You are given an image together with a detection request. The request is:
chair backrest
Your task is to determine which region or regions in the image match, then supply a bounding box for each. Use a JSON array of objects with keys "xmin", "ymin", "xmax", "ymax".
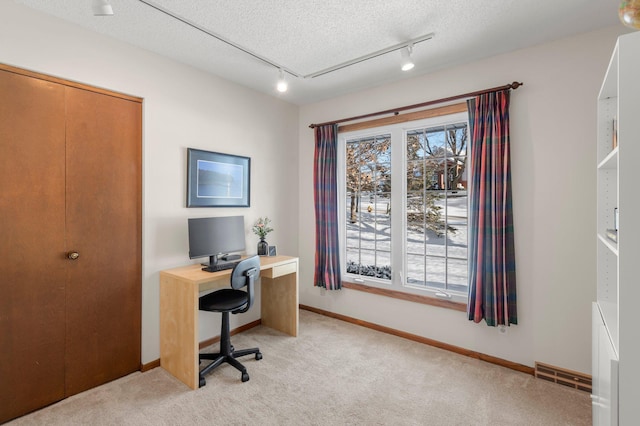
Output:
[
  {"xmin": 230, "ymin": 256, "xmax": 260, "ymax": 314},
  {"xmin": 231, "ymin": 255, "xmax": 260, "ymax": 290}
]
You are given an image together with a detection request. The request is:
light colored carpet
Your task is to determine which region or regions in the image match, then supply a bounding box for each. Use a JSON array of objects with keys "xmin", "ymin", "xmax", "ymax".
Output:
[{"xmin": 9, "ymin": 310, "xmax": 591, "ymax": 425}]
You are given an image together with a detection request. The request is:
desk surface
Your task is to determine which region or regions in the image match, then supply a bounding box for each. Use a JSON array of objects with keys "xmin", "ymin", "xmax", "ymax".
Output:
[{"xmin": 161, "ymin": 255, "xmax": 297, "ymax": 285}]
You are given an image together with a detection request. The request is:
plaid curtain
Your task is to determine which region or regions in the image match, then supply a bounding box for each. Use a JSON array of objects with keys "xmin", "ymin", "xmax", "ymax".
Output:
[
  {"xmin": 467, "ymin": 90, "xmax": 517, "ymax": 326},
  {"xmin": 313, "ymin": 124, "xmax": 342, "ymax": 290}
]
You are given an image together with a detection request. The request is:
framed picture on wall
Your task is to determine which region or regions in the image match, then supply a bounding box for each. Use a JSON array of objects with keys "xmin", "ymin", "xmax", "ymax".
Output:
[{"xmin": 187, "ymin": 148, "xmax": 250, "ymax": 207}]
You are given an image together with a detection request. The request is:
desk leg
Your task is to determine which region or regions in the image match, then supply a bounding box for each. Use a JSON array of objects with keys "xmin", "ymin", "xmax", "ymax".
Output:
[
  {"xmin": 260, "ymin": 271, "xmax": 298, "ymax": 337},
  {"xmin": 160, "ymin": 274, "xmax": 199, "ymax": 389}
]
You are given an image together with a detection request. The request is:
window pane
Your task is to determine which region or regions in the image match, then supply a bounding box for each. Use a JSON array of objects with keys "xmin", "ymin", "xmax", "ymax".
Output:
[
  {"xmin": 406, "ymin": 191, "xmax": 425, "ymax": 257},
  {"xmin": 356, "ymin": 249, "xmax": 379, "ymax": 277},
  {"xmin": 406, "ymin": 191, "xmax": 424, "ymax": 218},
  {"xmin": 444, "ymin": 123, "xmax": 468, "ymax": 157},
  {"xmin": 374, "ymin": 166, "xmax": 391, "ymax": 193},
  {"xmin": 447, "ymin": 258, "xmax": 468, "ymax": 293},
  {"xmin": 425, "ymin": 223, "xmax": 445, "ymax": 257},
  {"xmin": 424, "ymin": 127, "xmax": 446, "ymax": 159},
  {"xmin": 346, "ymin": 249, "xmax": 361, "ymax": 274},
  {"xmin": 375, "ymin": 250, "xmax": 392, "ymax": 280},
  {"xmin": 425, "ymin": 256, "xmax": 446, "ymax": 290},
  {"xmin": 345, "ymin": 134, "xmax": 391, "ymax": 281},
  {"xmin": 406, "ymin": 133, "xmax": 425, "ymax": 159},
  {"xmin": 425, "ymin": 191, "xmax": 447, "ymax": 240},
  {"xmin": 345, "ymin": 192, "xmax": 359, "ymax": 221},
  {"xmin": 406, "ymin": 254, "xmax": 425, "ymax": 285},
  {"xmin": 374, "ymin": 136, "xmax": 391, "ymax": 162},
  {"xmin": 449, "ymin": 156, "xmax": 468, "ymax": 192},
  {"xmin": 447, "ymin": 221, "xmax": 467, "ymax": 260},
  {"xmin": 407, "ymin": 161, "xmax": 425, "ymax": 191},
  {"xmin": 346, "ymin": 231, "xmax": 360, "ymax": 249},
  {"xmin": 425, "ymin": 159, "xmax": 444, "ymax": 190},
  {"xmin": 447, "ymin": 197, "xmax": 468, "ymax": 261},
  {"xmin": 374, "ymin": 193, "xmax": 391, "ymax": 252}
]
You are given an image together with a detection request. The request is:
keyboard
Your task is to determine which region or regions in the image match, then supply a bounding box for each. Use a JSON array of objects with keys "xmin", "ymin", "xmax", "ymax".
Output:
[{"xmin": 202, "ymin": 261, "xmax": 240, "ymax": 273}]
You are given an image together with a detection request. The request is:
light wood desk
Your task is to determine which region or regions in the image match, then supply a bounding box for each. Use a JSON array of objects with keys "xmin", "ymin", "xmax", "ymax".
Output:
[{"xmin": 159, "ymin": 255, "xmax": 299, "ymax": 389}]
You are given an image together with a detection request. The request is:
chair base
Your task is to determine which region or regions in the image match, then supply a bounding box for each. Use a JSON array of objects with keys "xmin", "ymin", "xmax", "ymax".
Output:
[
  {"xmin": 199, "ymin": 348, "xmax": 262, "ymax": 386},
  {"xmin": 198, "ymin": 311, "xmax": 262, "ymax": 386}
]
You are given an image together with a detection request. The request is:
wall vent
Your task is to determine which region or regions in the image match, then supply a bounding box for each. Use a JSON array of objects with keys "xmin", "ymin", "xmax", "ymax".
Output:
[{"xmin": 534, "ymin": 362, "xmax": 592, "ymax": 393}]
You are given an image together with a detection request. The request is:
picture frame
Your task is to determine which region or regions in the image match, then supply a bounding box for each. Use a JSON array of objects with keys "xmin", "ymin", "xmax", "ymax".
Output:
[
  {"xmin": 187, "ymin": 148, "xmax": 250, "ymax": 207},
  {"xmin": 268, "ymin": 245, "xmax": 277, "ymax": 256}
]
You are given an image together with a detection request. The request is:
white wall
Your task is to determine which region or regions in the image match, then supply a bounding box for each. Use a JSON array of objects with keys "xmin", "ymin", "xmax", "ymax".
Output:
[
  {"xmin": 298, "ymin": 25, "xmax": 628, "ymax": 374},
  {"xmin": 0, "ymin": 2, "xmax": 299, "ymax": 364}
]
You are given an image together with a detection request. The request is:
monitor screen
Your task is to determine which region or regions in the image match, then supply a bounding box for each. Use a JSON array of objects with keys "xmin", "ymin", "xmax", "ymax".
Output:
[{"xmin": 188, "ymin": 215, "xmax": 245, "ymax": 266}]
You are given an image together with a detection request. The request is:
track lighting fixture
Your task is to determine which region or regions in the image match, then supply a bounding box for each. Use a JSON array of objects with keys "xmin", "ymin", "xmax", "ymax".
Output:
[
  {"xmin": 93, "ymin": 0, "xmax": 114, "ymax": 16},
  {"xmin": 401, "ymin": 45, "xmax": 414, "ymax": 71},
  {"xmin": 133, "ymin": 3, "xmax": 435, "ymax": 92},
  {"xmin": 276, "ymin": 69, "xmax": 288, "ymax": 93}
]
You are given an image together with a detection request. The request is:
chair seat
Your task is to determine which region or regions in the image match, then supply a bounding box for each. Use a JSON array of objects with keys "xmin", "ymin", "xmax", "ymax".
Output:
[{"xmin": 199, "ymin": 288, "xmax": 248, "ymax": 312}]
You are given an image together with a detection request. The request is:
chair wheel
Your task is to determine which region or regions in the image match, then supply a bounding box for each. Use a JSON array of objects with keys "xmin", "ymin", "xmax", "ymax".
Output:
[
  {"xmin": 241, "ymin": 372, "xmax": 250, "ymax": 382},
  {"xmin": 255, "ymin": 352, "xmax": 263, "ymax": 361},
  {"xmin": 199, "ymin": 376, "xmax": 206, "ymax": 388}
]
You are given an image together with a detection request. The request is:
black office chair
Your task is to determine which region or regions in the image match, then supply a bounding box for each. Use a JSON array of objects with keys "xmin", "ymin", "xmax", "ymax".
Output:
[{"xmin": 198, "ymin": 255, "xmax": 262, "ymax": 386}]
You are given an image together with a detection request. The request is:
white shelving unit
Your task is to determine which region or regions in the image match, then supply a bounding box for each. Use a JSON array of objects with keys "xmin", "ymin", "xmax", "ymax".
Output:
[{"xmin": 593, "ymin": 31, "xmax": 640, "ymax": 426}]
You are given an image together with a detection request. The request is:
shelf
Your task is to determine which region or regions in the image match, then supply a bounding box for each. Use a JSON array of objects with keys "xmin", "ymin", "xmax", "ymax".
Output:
[
  {"xmin": 598, "ymin": 146, "xmax": 618, "ymax": 170},
  {"xmin": 598, "ymin": 233, "xmax": 619, "ymax": 256}
]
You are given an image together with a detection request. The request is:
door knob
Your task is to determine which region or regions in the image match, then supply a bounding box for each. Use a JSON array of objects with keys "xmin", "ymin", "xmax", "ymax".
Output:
[{"xmin": 67, "ymin": 251, "xmax": 80, "ymax": 260}]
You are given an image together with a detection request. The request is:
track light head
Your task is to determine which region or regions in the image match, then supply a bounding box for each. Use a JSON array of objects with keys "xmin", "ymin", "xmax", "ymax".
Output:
[
  {"xmin": 401, "ymin": 45, "xmax": 415, "ymax": 71},
  {"xmin": 276, "ymin": 69, "xmax": 288, "ymax": 93},
  {"xmin": 93, "ymin": 0, "xmax": 114, "ymax": 16}
]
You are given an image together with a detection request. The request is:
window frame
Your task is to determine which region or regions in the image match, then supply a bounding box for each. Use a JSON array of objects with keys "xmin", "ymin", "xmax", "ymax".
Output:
[{"xmin": 338, "ymin": 111, "xmax": 470, "ymax": 305}]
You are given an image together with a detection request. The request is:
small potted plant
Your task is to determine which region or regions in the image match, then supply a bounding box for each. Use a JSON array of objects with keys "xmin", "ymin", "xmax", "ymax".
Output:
[{"xmin": 252, "ymin": 217, "xmax": 273, "ymax": 256}]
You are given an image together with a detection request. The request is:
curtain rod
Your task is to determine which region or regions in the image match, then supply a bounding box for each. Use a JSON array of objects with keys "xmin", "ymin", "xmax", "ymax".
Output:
[{"xmin": 308, "ymin": 81, "xmax": 523, "ymax": 129}]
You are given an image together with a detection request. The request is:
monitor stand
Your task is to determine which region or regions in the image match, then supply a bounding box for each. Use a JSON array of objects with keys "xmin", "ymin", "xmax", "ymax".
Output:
[{"xmin": 200, "ymin": 254, "xmax": 219, "ymax": 268}]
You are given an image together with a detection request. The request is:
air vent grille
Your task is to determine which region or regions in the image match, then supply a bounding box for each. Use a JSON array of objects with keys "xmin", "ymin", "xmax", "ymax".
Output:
[{"xmin": 534, "ymin": 362, "xmax": 592, "ymax": 393}]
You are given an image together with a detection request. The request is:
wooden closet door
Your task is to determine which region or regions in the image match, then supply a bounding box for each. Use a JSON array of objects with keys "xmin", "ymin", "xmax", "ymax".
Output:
[
  {"xmin": 0, "ymin": 70, "xmax": 67, "ymax": 422},
  {"xmin": 64, "ymin": 87, "xmax": 142, "ymax": 396}
]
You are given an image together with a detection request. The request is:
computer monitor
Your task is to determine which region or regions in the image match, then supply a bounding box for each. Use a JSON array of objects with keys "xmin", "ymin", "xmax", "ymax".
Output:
[{"xmin": 188, "ymin": 215, "xmax": 245, "ymax": 266}]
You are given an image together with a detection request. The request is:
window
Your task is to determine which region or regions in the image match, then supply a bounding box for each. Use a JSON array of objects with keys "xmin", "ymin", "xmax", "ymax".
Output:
[
  {"xmin": 344, "ymin": 134, "xmax": 391, "ymax": 279},
  {"xmin": 340, "ymin": 112, "xmax": 469, "ymax": 303}
]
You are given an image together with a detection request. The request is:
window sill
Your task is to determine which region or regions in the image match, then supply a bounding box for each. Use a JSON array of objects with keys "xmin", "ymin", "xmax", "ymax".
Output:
[{"xmin": 342, "ymin": 281, "xmax": 467, "ymax": 312}]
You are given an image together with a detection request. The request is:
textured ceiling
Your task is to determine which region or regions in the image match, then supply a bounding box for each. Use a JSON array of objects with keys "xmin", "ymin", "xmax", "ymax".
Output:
[{"xmin": 14, "ymin": 0, "xmax": 620, "ymax": 104}]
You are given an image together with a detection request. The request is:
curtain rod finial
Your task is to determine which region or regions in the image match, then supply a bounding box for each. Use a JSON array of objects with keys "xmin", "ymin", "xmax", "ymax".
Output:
[{"xmin": 511, "ymin": 81, "xmax": 523, "ymax": 90}]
